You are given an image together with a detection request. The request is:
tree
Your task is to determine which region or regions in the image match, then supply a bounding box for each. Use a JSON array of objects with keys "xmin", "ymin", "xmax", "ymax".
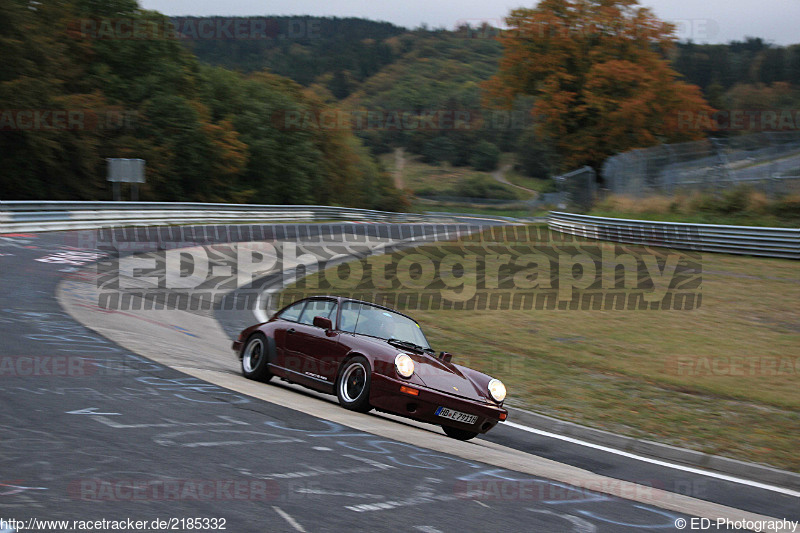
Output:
[
  {"xmin": 516, "ymin": 127, "xmax": 554, "ymax": 179},
  {"xmin": 722, "ymin": 82, "xmax": 800, "ymax": 112},
  {"xmin": 0, "ymin": 0, "xmax": 108, "ymax": 199},
  {"xmin": 484, "ymin": 0, "xmax": 714, "ymax": 172},
  {"xmin": 0, "ymin": 1, "xmax": 406, "ymax": 210}
]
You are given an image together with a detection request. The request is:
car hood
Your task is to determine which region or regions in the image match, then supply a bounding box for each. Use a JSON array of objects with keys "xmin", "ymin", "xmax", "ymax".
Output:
[
  {"xmin": 351, "ymin": 335, "xmax": 487, "ymax": 402},
  {"xmin": 412, "ymin": 355, "xmax": 485, "ymax": 401}
]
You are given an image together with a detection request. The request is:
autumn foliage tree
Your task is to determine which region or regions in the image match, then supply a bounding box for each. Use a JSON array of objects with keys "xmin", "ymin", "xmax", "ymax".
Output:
[
  {"xmin": 484, "ymin": 0, "xmax": 715, "ymax": 172},
  {"xmin": 0, "ymin": 0, "xmax": 406, "ymax": 210}
]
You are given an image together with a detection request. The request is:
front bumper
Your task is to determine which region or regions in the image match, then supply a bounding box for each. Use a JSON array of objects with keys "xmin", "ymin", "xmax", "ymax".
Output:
[{"xmin": 370, "ymin": 374, "xmax": 507, "ymax": 434}]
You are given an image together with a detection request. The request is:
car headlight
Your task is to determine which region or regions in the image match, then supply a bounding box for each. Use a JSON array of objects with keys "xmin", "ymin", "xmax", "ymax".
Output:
[
  {"xmin": 488, "ymin": 378, "xmax": 506, "ymax": 403},
  {"xmin": 395, "ymin": 353, "xmax": 415, "ymax": 378}
]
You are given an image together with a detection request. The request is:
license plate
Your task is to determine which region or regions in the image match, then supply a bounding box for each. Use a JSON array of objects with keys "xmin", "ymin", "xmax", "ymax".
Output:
[{"xmin": 435, "ymin": 406, "xmax": 478, "ymax": 425}]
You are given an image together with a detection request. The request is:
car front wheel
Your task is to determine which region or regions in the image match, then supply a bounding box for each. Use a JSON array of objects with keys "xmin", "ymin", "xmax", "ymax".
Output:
[
  {"xmin": 241, "ymin": 333, "xmax": 273, "ymax": 382},
  {"xmin": 336, "ymin": 356, "xmax": 372, "ymax": 413}
]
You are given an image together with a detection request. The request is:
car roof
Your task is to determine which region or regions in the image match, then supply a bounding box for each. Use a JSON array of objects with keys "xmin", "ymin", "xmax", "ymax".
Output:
[{"xmin": 298, "ymin": 295, "xmax": 419, "ymax": 324}]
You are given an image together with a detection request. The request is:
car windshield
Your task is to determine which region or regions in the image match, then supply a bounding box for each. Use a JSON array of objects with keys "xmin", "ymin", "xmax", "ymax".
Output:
[{"xmin": 340, "ymin": 301, "xmax": 431, "ymax": 350}]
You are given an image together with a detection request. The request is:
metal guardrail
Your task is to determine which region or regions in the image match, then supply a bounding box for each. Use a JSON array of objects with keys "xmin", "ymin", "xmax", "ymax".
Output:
[
  {"xmin": 4, "ymin": 202, "xmax": 796, "ymax": 259},
  {"xmin": 548, "ymin": 212, "xmax": 799, "ymax": 259},
  {"xmin": 0, "ymin": 201, "xmax": 467, "ymax": 233}
]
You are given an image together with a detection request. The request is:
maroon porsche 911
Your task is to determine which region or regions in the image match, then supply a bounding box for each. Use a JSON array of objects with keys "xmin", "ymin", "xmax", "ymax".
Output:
[{"xmin": 233, "ymin": 296, "xmax": 508, "ymax": 440}]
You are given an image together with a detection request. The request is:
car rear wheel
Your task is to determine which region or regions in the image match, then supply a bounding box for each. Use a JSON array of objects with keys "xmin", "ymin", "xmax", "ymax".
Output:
[
  {"xmin": 241, "ymin": 333, "xmax": 273, "ymax": 382},
  {"xmin": 442, "ymin": 425, "xmax": 479, "ymax": 441},
  {"xmin": 336, "ymin": 356, "xmax": 372, "ymax": 413}
]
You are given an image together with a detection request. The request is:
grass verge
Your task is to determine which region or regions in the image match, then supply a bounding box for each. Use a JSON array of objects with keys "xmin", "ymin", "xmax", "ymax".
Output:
[
  {"xmin": 283, "ymin": 225, "xmax": 800, "ymax": 472},
  {"xmin": 379, "ymin": 152, "xmax": 532, "ymax": 200},
  {"xmin": 591, "ymin": 189, "xmax": 800, "ymax": 228},
  {"xmin": 409, "ymin": 201, "xmax": 546, "ymax": 218}
]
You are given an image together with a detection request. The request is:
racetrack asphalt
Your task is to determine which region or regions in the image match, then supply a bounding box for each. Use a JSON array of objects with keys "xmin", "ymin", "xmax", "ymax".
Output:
[{"xmin": 1, "ymin": 226, "xmax": 797, "ymax": 532}]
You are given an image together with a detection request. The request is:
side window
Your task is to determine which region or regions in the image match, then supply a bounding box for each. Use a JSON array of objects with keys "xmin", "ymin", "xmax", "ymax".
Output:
[
  {"xmin": 298, "ymin": 299, "xmax": 336, "ymax": 326},
  {"xmin": 339, "ymin": 301, "xmax": 363, "ymax": 333},
  {"xmin": 320, "ymin": 302, "xmax": 338, "ymax": 325},
  {"xmin": 277, "ymin": 301, "xmax": 305, "ymax": 322}
]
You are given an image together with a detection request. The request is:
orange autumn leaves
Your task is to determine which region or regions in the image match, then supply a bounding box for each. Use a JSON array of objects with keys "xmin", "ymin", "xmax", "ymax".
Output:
[{"xmin": 484, "ymin": 0, "xmax": 714, "ymax": 171}]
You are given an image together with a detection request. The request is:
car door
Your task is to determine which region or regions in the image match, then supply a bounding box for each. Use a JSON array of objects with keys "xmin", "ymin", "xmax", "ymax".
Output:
[
  {"xmin": 318, "ymin": 300, "xmax": 364, "ymax": 383},
  {"xmin": 270, "ymin": 300, "xmax": 307, "ymax": 369},
  {"xmin": 284, "ymin": 298, "xmax": 344, "ymax": 387}
]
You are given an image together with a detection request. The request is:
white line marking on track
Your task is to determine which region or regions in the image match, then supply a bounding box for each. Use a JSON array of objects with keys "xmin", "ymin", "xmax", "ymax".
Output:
[
  {"xmin": 504, "ymin": 421, "xmax": 800, "ymax": 498},
  {"xmin": 272, "ymin": 506, "xmax": 307, "ymax": 532},
  {"xmin": 66, "ymin": 407, "xmax": 121, "ymax": 416}
]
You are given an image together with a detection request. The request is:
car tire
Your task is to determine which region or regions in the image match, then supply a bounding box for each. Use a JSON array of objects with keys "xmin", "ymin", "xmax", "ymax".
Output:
[
  {"xmin": 241, "ymin": 333, "xmax": 273, "ymax": 382},
  {"xmin": 336, "ymin": 356, "xmax": 372, "ymax": 413},
  {"xmin": 442, "ymin": 425, "xmax": 479, "ymax": 441}
]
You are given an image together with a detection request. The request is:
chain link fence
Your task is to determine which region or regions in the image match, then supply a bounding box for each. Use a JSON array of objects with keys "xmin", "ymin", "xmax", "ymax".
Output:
[
  {"xmin": 602, "ymin": 132, "xmax": 800, "ymax": 197},
  {"xmin": 555, "ymin": 166, "xmax": 596, "ymax": 210}
]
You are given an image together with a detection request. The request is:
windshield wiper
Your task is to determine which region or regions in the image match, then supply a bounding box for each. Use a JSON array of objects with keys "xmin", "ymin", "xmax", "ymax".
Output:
[{"xmin": 387, "ymin": 338, "xmax": 433, "ymax": 354}]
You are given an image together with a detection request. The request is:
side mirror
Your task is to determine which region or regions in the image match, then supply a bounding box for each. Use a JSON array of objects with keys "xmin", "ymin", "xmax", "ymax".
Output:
[
  {"xmin": 439, "ymin": 351, "xmax": 453, "ymax": 363},
  {"xmin": 313, "ymin": 316, "xmax": 333, "ymax": 330}
]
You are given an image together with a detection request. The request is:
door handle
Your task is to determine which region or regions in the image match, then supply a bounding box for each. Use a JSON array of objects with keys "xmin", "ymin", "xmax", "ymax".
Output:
[{"xmin": 287, "ymin": 328, "xmax": 296, "ymax": 334}]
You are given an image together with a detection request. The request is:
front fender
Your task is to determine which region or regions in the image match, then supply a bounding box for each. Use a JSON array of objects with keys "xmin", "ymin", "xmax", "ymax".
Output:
[
  {"xmin": 453, "ymin": 364, "xmax": 501, "ymax": 404},
  {"xmin": 343, "ymin": 350, "xmax": 427, "ymax": 388}
]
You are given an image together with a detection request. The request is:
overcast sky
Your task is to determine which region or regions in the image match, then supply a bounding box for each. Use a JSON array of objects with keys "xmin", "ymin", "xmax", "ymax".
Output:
[{"xmin": 138, "ymin": 0, "xmax": 800, "ymax": 45}]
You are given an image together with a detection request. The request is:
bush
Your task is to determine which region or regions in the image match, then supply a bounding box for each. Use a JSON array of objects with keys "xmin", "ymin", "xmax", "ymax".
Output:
[
  {"xmin": 454, "ymin": 176, "xmax": 517, "ymax": 200},
  {"xmin": 770, "ymin": 194, "xmax": 800, "ymax": 219},
  {"xmin": 718, "ymin": 185, "xmax": 752, "ymax": 214},
  {"xmin": 687, "ymin": 192, "xmax": 721, "ymax": 213},
  {"xmin": 420, "ymin": 137, "xmax": 457, "ymax": 165},
  {"xmin": 469, "ymin": 140, "xmax": 500, "ymax": 171},
  {"xmin": 414, "ymin": 186, "xmax": 439, "ymax": 197}
]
